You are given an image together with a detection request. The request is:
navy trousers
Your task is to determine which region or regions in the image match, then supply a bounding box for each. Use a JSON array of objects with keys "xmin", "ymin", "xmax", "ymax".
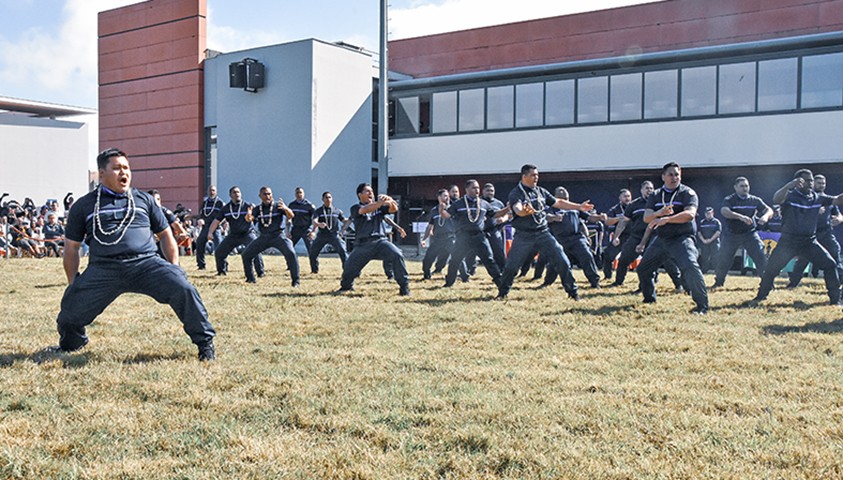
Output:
[
  {"xmin": 789, "ymin": 230, "xmax": 843, "ymax": 287},
  {"xmin": 637, "ymin": 235, "xmax": 708, "ymax": 309},
  {"xmin": 195, "ymin": 221, "xmax": 222, "ymax": 269},
  {"xmin": 499, "ymin": 229, "xmax": 577, "ymax": 297},
  {"xmin": 698, "ymin": 240, "xmax": 720, "ymax": 273},
  {"xmin": 340, "ymin": 238, "xmax": 409, "ymax": 291},
  {"xmin": 422, "ymin": 234, "xmax": 456, "ymax": 276},
  {"xmin": 309, "ymin": 233, "xmax": 348, "ymax": 273},
  {"xmin": 290, "ymin": 225, "xmax": 313, "ymax": 262},
  {"xmin": 445, "ymin": 231, "xmax": 502, "ymax": 286},
  {"xmin": 714, "ymin": 231, "xmax": 767, "ymax": 285},
  {"xmin": 602, "ymin": 239, "xmax": 624, "ymax": 279},
  {"xmin": 215, "ymin": 231, "xmax": 263, "ymax": 276},
  {"xmin": 614, "ymin": 234, "xmax": 683, "ymax": 289},
  {"xmin": 241, "ymin": 233, "xmax": 299, "ymax": 282},
  {"xmin": 543, "ymin": 234, "xmax": 600, "ymax": 287},
  {"xmin": 56, "ymin": 254, "xmax": 215, "ymax": 351},
  {"xmin": 758, "ymin": 235, "xmax": 840, "ymax": 303},
  {"xmin": 485, "ymin": 229, "xmax": 507, "ymax": 270}
]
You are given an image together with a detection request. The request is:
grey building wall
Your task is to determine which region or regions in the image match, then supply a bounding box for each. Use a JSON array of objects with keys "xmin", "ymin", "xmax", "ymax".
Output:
[
  {"xmin": 205, "ymin": 39, "xmax": 373, "ymax": 216},
  {"xmin": 0, "ymin": 115, "xmax": 89, "ymax": 210}
]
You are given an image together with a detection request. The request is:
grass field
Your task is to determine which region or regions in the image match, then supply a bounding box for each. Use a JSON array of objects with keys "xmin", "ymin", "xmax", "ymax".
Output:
[{"xmin": 1, "ymin": 253, "xmax": 843, "ymax": 479}]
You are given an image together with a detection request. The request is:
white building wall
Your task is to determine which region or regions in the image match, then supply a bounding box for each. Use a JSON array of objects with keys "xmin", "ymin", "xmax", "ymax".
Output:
[
  {"xmin": 205, "ymin": 39, "xmax": 372, "ymax": 213},
  {"xmin": 0, "ymin": 116, "xmax": 89, "ymax": 209},
  {"xmin": 388, "ymin": 110, "xmax": 843, "ymax": 176}
]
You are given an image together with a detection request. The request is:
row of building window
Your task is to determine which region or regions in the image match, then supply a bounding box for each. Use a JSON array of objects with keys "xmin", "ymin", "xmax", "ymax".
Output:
[{"xmin": 392, "ymin": 51, "xmax": 843, "ymax": 136}]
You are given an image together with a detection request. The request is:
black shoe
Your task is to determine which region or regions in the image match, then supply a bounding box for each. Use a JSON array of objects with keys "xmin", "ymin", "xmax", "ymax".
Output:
[
  {"xmin": 198, "ymin": 340, "xmax": 216, "ymax": 362},
  {"xmin": 494, "ymin": 293, "xmax": 507, "ymax": 301},
  {"xmin": 335, "ymin": 287, "xmax": 354, "ymax": 294},
  {"xmin": 443, "ymin": 282, "xmax": 454, "ymax": 288},
  {"xmin": 691, "ymin": 306, "xmax": 709, "ymax": 315},
  {"xmin": 590, "ymin": 283, "xmax": 601, "ymax": 289},
  {"xmin": 47, "ymin": 337, "xmax": 89, "ymax": 355},
  {"xmin": 568, "ymin": 292, "xmax": 580, "ymax": 301},
  {"xmin": 710, "ymin": 282, "xmax": 724, "ymax": 291},
  {"xmin": 399, "ymin": 286, "xmax": 411, "ymax": 296},
  {"xmin": 292, "ymin": 279, "xmax": 300, "ymax": 288},
  {"xmin": 536, "ymin": 283, "xmax": 550, "ymax": 290},
  {"xmin": 643, "ymin": 297, "xmax": 656, "ymax": 304},
  {"xmin": 746, "ymin": 296, "xmax": 764, "ymax": 307},
  {"xmin": 197, "ymin": 265, "xmax": 206, "ymax": 270},
  {"xmin": 257, "ymin": 272, "xmax": 265, "ymax": 278},
  {"xmin": 785, "ymin": 283, "xmax": 798, "ymax": 290},
  {"xmin": 431, "ymin": 269, "xmax": 443, "ymax": 275},
  {"xmin": 422, "ymin": 273, "xmax": 431, "ymax": 280},
  {"xmin": 246, "ymin": 278, "xmax": 256, "ymax": 284},
  {"xmin": 311, "ymin": 270, "xmax": 318, "ymax": 274},
  {"xmin": 216, "ymin": 271, "xmax": 226, "ymax": 276}
]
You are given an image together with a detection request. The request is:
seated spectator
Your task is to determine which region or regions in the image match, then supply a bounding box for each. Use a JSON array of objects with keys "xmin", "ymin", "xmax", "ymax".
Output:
[
  {"xmin": 43, "ymin": 212, "xmax": 65, "ymax": 257},
  {"xmin": 11, "ymin": 215, "xmax": 44, "ymax": 257}
]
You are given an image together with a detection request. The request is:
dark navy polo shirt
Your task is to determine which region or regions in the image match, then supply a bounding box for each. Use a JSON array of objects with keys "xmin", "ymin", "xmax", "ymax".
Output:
[
  {"xmin": 546, "ymin": 206, "xmax": 588, "ymax": 237},
  {"xmin": 816, "ymin": 194, "xmax": 839, "ymax": 233},
  {"xmin": 428, "ymin": 209, "xmax": 456, "ymax": 237},
  {"xmin": 314, "ymin": 205, "xmax": 345, "ymax": 236},
  {"xmin": 781, "ymin": 189, "xmax": 835, "ymax": 238},
  {"xmin": 507, "ymin": 183, "xmax": 557, "ymax": 232},
  {"xmin": 252, "ymin": 202, "xmax": 287, "ymax": 235},
  {"xmin": 289, "ymin": 199, "xmax": 315, "ymax": 229},
  {"xmin": 698, "ymin": 217, "xmax": 722, "ymax": 240},
  {"xmin": 214, "ymin": 201, "xmax": 256, "ymax": 235},
  {"xmin": 721, "ymin": 193, "xmax": 769, "ymax": 234},
  {"xmin": 765, "ymin": 215, "xmax": 783, "ymax": 233},
  {"xmin": 446, "ymin": 196, "xmax": 496, "ymax": 235},
  {"xmin": 607, "ymin": 202, "xmax": 628, "ymax": 235},
  {"xmin": 350, "ymin": 203, "xmax": 390, "ymax": 240},
  {"xmin": 645, "ymin": 184, "xmax": 699, "ymax": 239},
  {"xmin": 65, "ymin": 187, "xmax": 167, "ymax": 259},
  {"xmin": 623, "ymin": 197, "xmax": 649, "ymax": 238},
  {"xmin": 482, "ymin": 196, "xmax": 505, "ymax": 231},
  {"xmin": 200, "ymin": 196, "xmax": 223, "ymax": 221}
]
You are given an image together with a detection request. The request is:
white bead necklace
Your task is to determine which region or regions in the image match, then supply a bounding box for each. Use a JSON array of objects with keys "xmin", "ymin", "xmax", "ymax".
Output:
[
  {"xmin": 323, "ymin": 206, "xmax": 334, "ymax": 231},
  {"xmin": 202, "ymin": 197, "xmax": 217, "ymax": 217},
  {"xmin": 93, "ymin": 185, "xmax": 136, "ymax": 246},
  {"xmin": 229, "ymin": 202, "xmax": 243, "ymax": 220},
  {"xmin": 661, "ymin": 187, "xmax": 679, "ymax": 212},
  {"xmin": 465, "ymin": 196, "xmax": 481, "ymax": 223},
  {"xmin": 518, "ymin": 183, "xmax": 545, "ymax": 224},
  {"xmin": 259, "ymin": 203, "xmax": 273, "ymax": 228}
]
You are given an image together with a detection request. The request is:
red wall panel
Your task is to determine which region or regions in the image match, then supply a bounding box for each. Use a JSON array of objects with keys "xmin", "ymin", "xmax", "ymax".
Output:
[
  {"xmin": 98, "ymin": 0, "xmax": 206, "ymax": 212},
  {"xmin": 389, "ymin": 0, "xmax": 843, "ymax": 78}
]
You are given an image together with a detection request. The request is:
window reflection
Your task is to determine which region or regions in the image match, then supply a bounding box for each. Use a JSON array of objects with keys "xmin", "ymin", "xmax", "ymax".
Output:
[
  {"xmin": 719, "ymin": 62, "xmax": 756, "ymax": 114},
  {"xmin": 681, "ymin": 66, "xmax": 717, "ymax": 117},
  {"xmin": 459, "ymin": 88, "xmax": 485, "ymax": 132},
  {"xmin": 432, "ymin": 91, "xmax": 457, "ymax": 134},
  {"xmin": 802, "ymin": 52, "xmax": 843, "ymax": 108},
  {"xmin": 610, "ymin": 73, "xmax": 642, "ymax": 121},
  {"xmin": 546, "ymin": 79, "xmax": 575, "ymax": 126},
  {"xmin": 577, "ymin": 76, "xmax": 609, "ymax": 124},
  {"xmin": 516, "ymin": 83, "xmax": 544, "ymax": 128},
  {"xmin": 644, "ymin": 70, "xmax": 678, "ymax": 119},
  {"xmin": 487, "ymin": 86, "xmax": 514, "ymax": 129}
]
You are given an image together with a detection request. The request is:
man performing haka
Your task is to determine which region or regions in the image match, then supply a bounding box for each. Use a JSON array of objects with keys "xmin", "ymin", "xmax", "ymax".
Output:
[
  {"xmin": 195, "ymin": 185, "xmax": 224, "ymax": 270},
  {"xmin": 241, "ymin": 186, "xmax": 300, "ymax": 286},
  {"xmin": 207, "ymin": 186, "xmax": 264, "ymax": 278},
  {"xmin": 540, "ymin": 186, "xmax": 606, "ymax": 289},
  {"xmin": 421, "ymin": 189, "xmax": 457, "ymax": 280},
  {"xmin": 288, "ymin": 187, "xmax": 315, "ymax": 269},
  {"xmin": 338, "ymin": 183, "xmax": 410, "ymax": 296},
  {"xmin": 750, "ymin": 169, "xmax": 843, "ymax": 307},
  {"xmin": 602, "ymin": 189, "xmax": 632, "ymax": 280},
  {"xmin": 787, "ymin": 174, "xmax": 843, "ymax": 289},
  {"xmin": 51, "ymin": 148, "xmax": 216, "ymax": 361},
  {"xmin": 637, "ymin": 162, "xmax": 709, "ymax": 314},
  {"xmin": 496, "ymin": 164, "xmax": 593, "ymax": 301},
  {"xmin": 439, "ymin": 179, "xmax": 508, "ymax": 288},
  {"xmin": 711, "ymin": 176, "xmax": 772, "ymax": 289},
  {"xmin": 308, "ymin": 191, "xmax": 348, "ymax": 274}
]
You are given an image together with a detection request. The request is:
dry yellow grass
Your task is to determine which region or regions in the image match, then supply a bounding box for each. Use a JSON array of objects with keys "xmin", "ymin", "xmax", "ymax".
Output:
[{"xmin": 1, "ymin": 253, "xmax": 843, "ymax": 479}]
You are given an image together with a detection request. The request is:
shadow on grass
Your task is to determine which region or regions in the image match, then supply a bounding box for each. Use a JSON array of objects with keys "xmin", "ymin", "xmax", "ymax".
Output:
[
  {"xmin": 763, "ymin": 318, "xmax": 843, "ymax": 335},
  {"xmin": 0, "ymin": 349, "xmax": 89, "ymax": 369},
  {"xmin": 33, "ymin": 283, "xmax": 66, "ymax": 289},
  {"xmin": 263, "ymin": 291, "xmax": 318, "ymax": 299},
  {"xmin": 554, "ymin": 303, "xmax": 638, "ymax": 316},
  {"xmin": 409, "ymin": 295, "xmax": 495, "ymax": 307}
]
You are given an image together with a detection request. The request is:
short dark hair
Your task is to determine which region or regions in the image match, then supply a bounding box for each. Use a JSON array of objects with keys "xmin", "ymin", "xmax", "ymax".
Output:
[
  {"xmin": 619, "ymin": 188, "xmax": 630, "ymax": 196},
  {"xmin": 662, "ymin": 162, "xmax": 680, "ymax": 173},
  {"xmin": 641, "ymin": 180, "xmax": 653, "ymax": 189},
  {"xmin": 555, "ymin": 186, "xmax": 568, "ymax": 198},
  {"xmin": 96, "ymin": 147, "xmax": 126, "ymax": 170},
  {"xmin": 483, "ymin": 183, "xmax": 495, "ymax": 190},
  {"xmin": 734, "ymin": 176, "xmax": 748, "ymax": 185},
  {"xmin": 794, "ymin": 168, "xmax": 813, "ymax": 179},
  {"xmin": 437, "ymin": 189, "xmax": 448, "ymax": 196},
  {"xmin": 295, "ymin": 187, "xmax": 304, "ymax": 193},
  {"xmin": 259, "ymin": 186, "xmax": 270, "ymax": 194},
  {"xmin": 356, "ymin": 183, "xmax": 371, "ymax": 195},
  {"xmin": 521, "ymin": 164, "xmax": 538, "ymax": 176},
  {"xmin": 229, "ymin": 186, "xmax": 240, "ymax": 195},
  {"xmin": 464, "ymin": 179, "xmax": 479, "ymax": 189},
  {"xmin": 322, "ymin": 191, "xmax": 331, "ymax": 198}
]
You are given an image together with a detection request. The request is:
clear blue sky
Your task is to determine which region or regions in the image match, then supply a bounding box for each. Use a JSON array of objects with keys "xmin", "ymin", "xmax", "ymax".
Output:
[{"xmin": 0, "ymin": 0, "xmax": 656, "ymax": 109}]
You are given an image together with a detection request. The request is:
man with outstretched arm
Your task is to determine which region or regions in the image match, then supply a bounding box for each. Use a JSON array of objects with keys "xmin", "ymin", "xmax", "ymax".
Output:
[{"xmin": 496, "ymin": 164, "xmax": 593, "ymax": 301}]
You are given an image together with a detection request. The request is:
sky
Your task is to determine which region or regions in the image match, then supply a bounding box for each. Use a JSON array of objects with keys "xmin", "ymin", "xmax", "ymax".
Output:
[{"xmin": 0, "ymin": 0, "xmax": 659, "ymax": 109}]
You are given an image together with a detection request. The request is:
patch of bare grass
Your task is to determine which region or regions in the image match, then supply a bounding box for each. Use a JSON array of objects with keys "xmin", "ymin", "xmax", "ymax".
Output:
[{"xmin": 1, "ymin": 255, "xmax": 843, "ymax": 478}]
